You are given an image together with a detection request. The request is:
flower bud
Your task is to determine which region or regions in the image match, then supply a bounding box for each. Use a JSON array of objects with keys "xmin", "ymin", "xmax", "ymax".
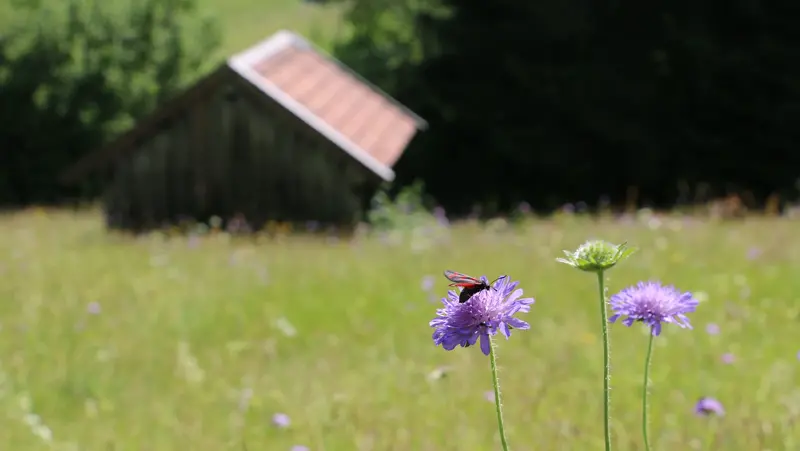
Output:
[{"xmin": 556, "ymin": 240, "xmax": 636, "ymax": 273}]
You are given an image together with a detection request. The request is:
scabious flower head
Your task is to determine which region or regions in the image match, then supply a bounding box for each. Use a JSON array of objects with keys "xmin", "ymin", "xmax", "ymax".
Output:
[
  {"xmin": 694, "ymin": 397, "xmax": 725, "ymax": 416},
  {"xmin": 429, "ymin": 275, "xmax": 534, "ymax": 356},
  {"xmin": 272, "ymin": 413, "xmax": 291, "ymax": 428},
  {"xmin": 556, "ymin": 240, "xmax": 636, "ymax": 273},
  {"xmin": 608, "ymin": 281, "xmax": 699, "ymax": 336},
  {"xmin": 721, "ymin": 353, "xmax": 735, "ymax": 364}
]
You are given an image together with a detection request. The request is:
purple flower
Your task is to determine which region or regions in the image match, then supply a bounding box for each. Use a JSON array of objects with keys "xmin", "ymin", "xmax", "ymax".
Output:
[
  {"xmin": 429, "ymin": 275, "xmax": 534, "ymax": 356},
  {"xmin": 272, "ymin": 413, "xmax": 291, "ymax": 428},
  {"xmin": 433, "ymin": 206, "xmax": 449, "ymax": 226},
  {"xmin": 87, "ymin": 302, "xmax": 101, "ymax": 315},
  {"xmin": 706, "ymin": 323, "xmax": 720, "ymax": 335},
  {"xmin": 721, "ymin": 353, "xmax": 735, "ymax": 364},
  {"xmin": 746, "ymin": 247, "xmax": 762, "ymax": 260},
  {"xmin": 291, "ymin": 446, "xmax": 310, "ymax": 451},
  {"xmin": 609, "ymin": 281, "xmax": 699, "ymax": 336},
  {"xmin": 420, "ymin": 275, "xmax": 436, "ymax": 292},
  {"xmin": 694, "ymin": 397, "xmax": 725, "ymax": 416}
]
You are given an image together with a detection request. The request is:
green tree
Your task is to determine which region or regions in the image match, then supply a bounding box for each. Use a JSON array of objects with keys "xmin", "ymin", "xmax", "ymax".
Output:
[
  {"xmin": 334, "ymin": 0, "xmax": 800, "ymax": 214},
  {"xmin": 0, "ymin": 0, "xmax": 220, "ymax": 205}
]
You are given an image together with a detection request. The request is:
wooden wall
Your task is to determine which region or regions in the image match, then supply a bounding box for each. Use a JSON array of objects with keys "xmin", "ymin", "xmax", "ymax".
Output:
[{"xmin": 103, "ymin": 71, "xmax": 383, "ymax": 232}]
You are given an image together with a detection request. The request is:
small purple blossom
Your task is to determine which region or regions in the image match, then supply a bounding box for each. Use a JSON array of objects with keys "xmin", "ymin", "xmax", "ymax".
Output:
[
  {"xmin": 746, "ymin": 247, "xmax": 762, "ymax": 260},
  {"xmin": 272, "ymin": 413, "xmax": 291, "ymax": 428},
  {"xmin": 706, "ymin": 323, "xmax": 720, "ymax": 335},
  {"xmin": 694, "ymin": 397, "xmax": 725, "ymax": 416},
  {"xmin": 291, "ymin": 446, "xmax": 310, "ymax": 451},
  {"xmin": 609, "ymin": 281, "xmax": 699, "ymax": 336},
  {"xmin": 430, "ymin": 275, "xmax": 534, "ymax": 356},
  {"xmin": 721, "ymin": 353, "xmax": 735, "ymax": 364},
  {"xmin": 484, "ymin": 391, "xmax": 495, "ymax": 402},
  {"xmin": 421, "ymin": 275, "xmax": 436, "ymax": 292},
  {"xmin": 433, "ymin": 206, "xmax": 449, "ymax": 226},
  {"xmin": 87, "ymin": 302, "xmax": 101, "ymax": 315}
]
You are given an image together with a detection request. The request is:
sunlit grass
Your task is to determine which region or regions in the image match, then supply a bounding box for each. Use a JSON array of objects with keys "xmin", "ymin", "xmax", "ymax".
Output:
[
  {"xmin": 0, "ymin": 209, "xmax": 798, "ymax": 450},
  {"xmin": 196, "ymin": 0, "xmax": 345, "ymax": 56},
  {"xmin": 0, "ymin": 0, "xmax": 346, "ymax": 60}
]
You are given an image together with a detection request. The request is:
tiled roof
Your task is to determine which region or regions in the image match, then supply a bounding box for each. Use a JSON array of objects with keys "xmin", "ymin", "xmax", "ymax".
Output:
[{"xmin": 228, "ymin": 30, "xmax": 427, "ymax": 182}]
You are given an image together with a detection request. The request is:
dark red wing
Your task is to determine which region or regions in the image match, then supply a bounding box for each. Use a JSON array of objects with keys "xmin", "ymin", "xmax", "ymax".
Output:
[{"xmin": 443, "ymin": 270, "xmax": 481, "ymax": 287}]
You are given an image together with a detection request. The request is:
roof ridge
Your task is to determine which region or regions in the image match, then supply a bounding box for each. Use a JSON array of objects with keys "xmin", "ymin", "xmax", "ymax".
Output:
[
  {"xmin": 227, "ymin": 29, "xmax": 426, "ymax": 182},
  {"xmin": 229, "ymin": 29, "xmax": 427, "ymax": 129}
]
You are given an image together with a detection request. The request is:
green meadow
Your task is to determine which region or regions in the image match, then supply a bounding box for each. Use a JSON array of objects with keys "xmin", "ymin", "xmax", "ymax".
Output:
[
  {"xmin": 2, "ymin": 1, "xmax": 799, "ymax": 448},
  {"xmin": 1, "ymin": 209, "xmax": 798, "ymax": 450},
  {"xmin": 0, "ymin": 0, "xmax": 344, "ymax": 58},
  {"xmin": 195, "ymin": 0, "xmax": 345, "ymax": 56}
]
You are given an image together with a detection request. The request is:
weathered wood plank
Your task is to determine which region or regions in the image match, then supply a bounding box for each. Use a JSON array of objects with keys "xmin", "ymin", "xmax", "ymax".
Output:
[
  {"xmin": 189, "ymin": 101, "xmax": 208, "ymax": 217},
  {"xmin": 98, "ymin": 71, "xmax": 388, "ymax": 233},
  {"xmin": 150, "ymin": 128, "xmax": 168, "ymax": 226},
  {"xmin": 207, "ymin": 89, "xmax": 228, "ymax": 219}
]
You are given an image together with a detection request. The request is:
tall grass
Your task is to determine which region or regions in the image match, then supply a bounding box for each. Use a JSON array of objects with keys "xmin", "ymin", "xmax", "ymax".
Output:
[{"xmin": 0, "ymin": 209, "xmax": 798, "ymax": 450}]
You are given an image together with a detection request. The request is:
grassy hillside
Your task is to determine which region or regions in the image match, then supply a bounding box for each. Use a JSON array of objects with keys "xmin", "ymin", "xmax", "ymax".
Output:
[
  {"xmin": 196, "ymin": 0, "xmax": 345, "ymax": 56},
  {"xmin": 0, "ymin": 209, "xmax": 798, "ymax": 450},
  {"xmin": 0, "ymin": 0, "xmax": 345, "ymax": 58}
]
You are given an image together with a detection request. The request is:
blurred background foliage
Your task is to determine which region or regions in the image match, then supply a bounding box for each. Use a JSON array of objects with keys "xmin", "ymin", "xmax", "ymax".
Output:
[
  {"xmin": 0, "ymin": 0, "xmax": 219, "ymax": 204},
  {"xmin": 3, "ymin": 0, "xmax": 800, "ymax": 216}
]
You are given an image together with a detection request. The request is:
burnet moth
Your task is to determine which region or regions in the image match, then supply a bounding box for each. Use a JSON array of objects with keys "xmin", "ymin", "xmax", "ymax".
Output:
[{"xmin": 443, "ymin": 270, "xmax": 507, "ymax": 303}]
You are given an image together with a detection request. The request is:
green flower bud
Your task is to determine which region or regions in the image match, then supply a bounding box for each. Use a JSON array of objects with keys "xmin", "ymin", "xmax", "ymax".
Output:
[{"xmin": 556, "ymin": 240, "xmax": 636, "ymax": 273}]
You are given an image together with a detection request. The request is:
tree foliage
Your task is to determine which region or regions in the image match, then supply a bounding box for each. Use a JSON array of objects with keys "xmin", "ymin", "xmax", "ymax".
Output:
[
  {"xmin": 334, "ymin": 0, "xmax": 800, "ymax": 215},
  {"xmin": 0, "ymin": 0, "xmax": 219, "ymax": 205}
]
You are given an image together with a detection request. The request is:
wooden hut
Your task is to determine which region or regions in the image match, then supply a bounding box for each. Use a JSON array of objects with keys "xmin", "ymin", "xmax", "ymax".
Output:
[{"xmin": 59, "ymin": 30, "xmax": 427, "ymax": 232}]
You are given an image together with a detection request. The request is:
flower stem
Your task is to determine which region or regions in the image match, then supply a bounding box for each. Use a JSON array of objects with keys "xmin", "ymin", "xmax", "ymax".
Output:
[
  {"xmin": 597, "ymin": 271, "xmax": 612, "ymax": 451},
  {"xmin": 702, "ymin": 419, "xmax": 717, "ymax": 450},
  {"xmin": 489, "ymin": 336, "xmax": 510, "ymax": 451},
  {"xmin": 642, "ymin": 333, "xmax": 654, "ymax": 451}
]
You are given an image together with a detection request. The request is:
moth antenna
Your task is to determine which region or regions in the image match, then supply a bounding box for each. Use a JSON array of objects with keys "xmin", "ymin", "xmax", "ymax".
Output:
[{"xmin": 489, "ymin": 274, "xmax": 508, "ymax": 287}]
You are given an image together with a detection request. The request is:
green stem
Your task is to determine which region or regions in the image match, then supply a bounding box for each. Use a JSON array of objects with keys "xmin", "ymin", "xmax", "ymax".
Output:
[
  {"xmin": 597, "ymin": 271, "xmax": 612, "ymax": 451},
  {"xmin": 642, "ymin": 333, "xmax": 654, "ymax": 451},
  {"xmin": 489, "ymin": 336, "xmax": 510, "ymax": 451},
  {"xmin": 702, "ymin": 419, "xmax": 717, "ymax": 450}
]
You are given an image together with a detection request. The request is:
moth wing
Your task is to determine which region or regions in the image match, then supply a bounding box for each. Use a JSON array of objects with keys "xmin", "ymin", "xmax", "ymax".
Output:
[{"xmin": 444, "ymin": 269, "xmax": 480, "ymax": 286}]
